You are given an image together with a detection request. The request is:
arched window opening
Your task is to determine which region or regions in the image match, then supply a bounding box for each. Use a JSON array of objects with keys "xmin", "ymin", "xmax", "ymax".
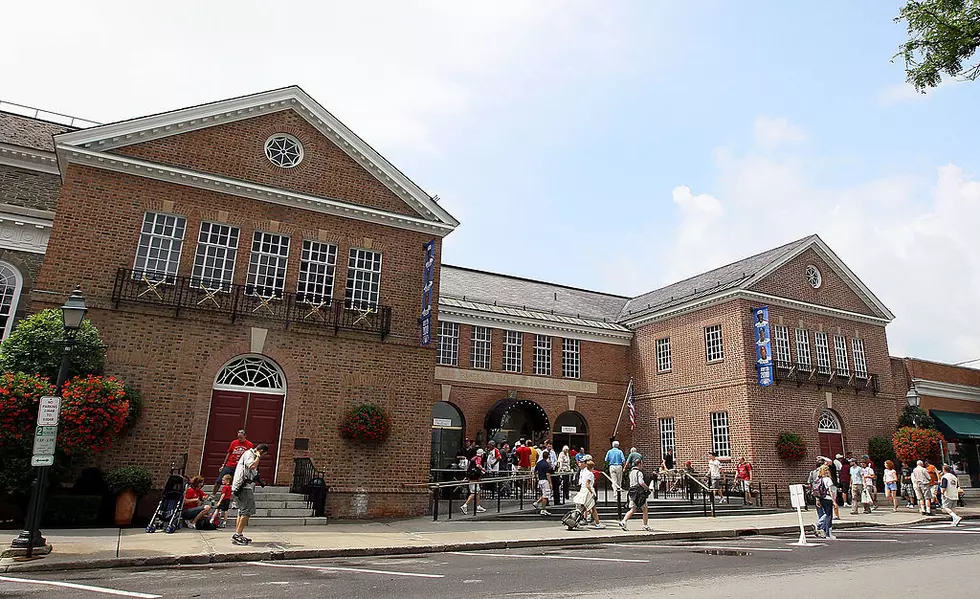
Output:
[
  {"xmin": 0, "ymin": 262, "xmax": 23, "ymax": 340},
  {"xmin": 213, "ymin": 355, "xmax": 286, "ymax": 393}
]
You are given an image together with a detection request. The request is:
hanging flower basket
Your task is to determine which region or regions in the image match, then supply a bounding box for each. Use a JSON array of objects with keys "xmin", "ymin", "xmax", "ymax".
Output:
[
  {"xmin": 58, "ymin": 375, "xmax": 130, "ymax": 454},
  {"xmin": 892, "ymin": 426, "xmax": 944, "ymax": 464},
  {"xmin": 340, "ymin": 403, "xmax": 391, "ymax": 444},
  {"xmin": 775, "ymin": 432, "xmax": 807, "ymax": 462}
]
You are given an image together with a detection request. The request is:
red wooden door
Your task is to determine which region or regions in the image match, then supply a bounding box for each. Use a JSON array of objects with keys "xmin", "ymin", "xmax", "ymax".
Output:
[
  {"xmin": 203, "ymin": 390, "xmax": 285, "ymax": 483},
  {"xmin": 819, "ymin": 432, "xmax": 844, "ymax": 458},
  {"xmin": 244, "ymin": 392, "xmax": 285, "ymax": 484}
]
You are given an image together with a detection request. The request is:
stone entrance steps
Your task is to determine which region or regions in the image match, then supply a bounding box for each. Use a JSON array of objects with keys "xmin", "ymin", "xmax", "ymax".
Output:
[
  {"xmin": 223, "ymin": 485, "xmax": 327, "ymax": 526},
  {"xmin": 488, "ymin": 498, "xmax": 781, "ymax": 521}
]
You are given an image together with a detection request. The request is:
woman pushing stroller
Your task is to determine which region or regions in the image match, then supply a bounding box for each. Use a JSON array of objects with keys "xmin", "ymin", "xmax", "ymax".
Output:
[{"xmin": 565, "ymin": 455, "xmax": 604, "ymax": 529}]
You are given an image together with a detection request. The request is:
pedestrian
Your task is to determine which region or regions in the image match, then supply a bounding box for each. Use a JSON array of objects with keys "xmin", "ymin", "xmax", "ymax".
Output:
[
  {"xmin": 580, "ymin": 458, "xmax": 604, "ymax": 529},
  {"xmin": 849, "ymin": 459, "xmax": 867, "ymax": 515},
  {"xmin": 837, "ymin": 453, "xmax": 851, "ymax": 507},
  {"xmin": 606, "ymin": 441, "xmax": 626, "ymax": 491},
  {"xmin": 626, "ymin": 446, "xmax": 642, "ymax": 471},
  {"xmin": 231, "ymin": 442, "xmax": 268, "ymax": 546},
  {"xmin": 661, "ymin": 450, "xmax": 675, "ymax": 472},
  {"xmin": 215, "ymin": 429, "xmax": 253, "ymax": 491},
  {"xmin": 901, "ymin": 463, "xmax": 915, "ymax": 509},
  {"xmin": 533, "ymin": 449, "xmax": 554, "ymax": 516},
  {"xmin": 707, "ymin": 452, "xmax": 725, "ymax": 503},
  {"xmin": 862, "ymin": 459, "xmax": 877, "ymax": 511},
  {"xmin": 618, "ymin": 457, "xmax": 652, "ymax": 532},
  {"xmin": 486, "ymin": 440, "xmax": 500, "ymax": 476},
  {"xmin": 939, "ymin": 464, "xmax": 963, "ymax": 526},
  {"xmin": 529, "ymin": 442, "xmax": 540, "ymax": 470},
  {"xmin": 925, "ymin": 459, "xmax": 940, "ymax": 512},
  {"xmin": 814, "ymin": 464, "xmax": 836, "ymax": 539},
  {"xmin": 808, "ymin": 458, "xmax": 826, "ymax": 529},
  {"xmin": 735, "ymin": 457, "xmax": 753, "ymax": 504},
  {"xmin": 182, "ymin": 476, "xmax": 213, "ymax": 529},
  {"xmin": 911, "ymin": 460, "xmax": 932, "ymax": 515},
  {"xmin": 883, "ymin": 460, "xmax": 899, "ymax": 512},
  {"xmin": 461, "ymin": 448, "xmax": 487, "ymax": 515}
]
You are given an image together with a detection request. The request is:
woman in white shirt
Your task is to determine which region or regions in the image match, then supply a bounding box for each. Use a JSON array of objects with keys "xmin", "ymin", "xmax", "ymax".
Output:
[
  {"xmin": 817, "ymin": 465, "xmax": 837, "ymax": 540},
  {"xmin": 558, "ymin": 446, "xmax": 571, "ymax": 472},
  {"xmin": 571, "ymin": 459, "xmax": 604, "ymax": 529},
  {"xmin": 883, "ymin": 460, "xmax": 899, "ymax": 512}
]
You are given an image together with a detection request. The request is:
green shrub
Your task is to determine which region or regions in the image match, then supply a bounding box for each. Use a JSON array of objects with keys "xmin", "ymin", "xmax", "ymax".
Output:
[
  {"xmin": 123, "ymin": 386, "xmax": 143, "ymax": 430},
  {"xmin": 105, "ymin": 466, "xmax": 152, "ymax": 497},
  {"xmin": 868, "ymin": 436, "xmax": 897, "ymax": 468},
  {"xmin": 898, "ymin": 405, "xmax": 935, "ymax": 429},
  {"xmin": 0, "ymin": 309, "xmax": 105, "ymax": 381},
  {"xmin": 42, "ymin": 494, "xmax": 102, "ymax": 526}
]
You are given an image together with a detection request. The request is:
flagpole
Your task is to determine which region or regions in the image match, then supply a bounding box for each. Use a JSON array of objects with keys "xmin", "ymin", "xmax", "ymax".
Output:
[{"xmin": 612, "ymin": 379, "xmax": 633, "ymax": 439}]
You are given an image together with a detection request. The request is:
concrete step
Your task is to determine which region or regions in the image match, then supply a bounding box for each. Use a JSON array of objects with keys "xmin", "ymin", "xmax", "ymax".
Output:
[
  {"xmin": 243, "ymin": 516, "xmax": 327, "ymax": 526},
  {"xmin": 254, "ymin": 500, "xmax": 311, "ymax": 510},
  {"xmin": 252, "ymin": 486, "xmax": 295, "ymax": 494},
  {"xmin": 246, "ymin": 492, "xmax": 306, "ymax": 502},
  {"xmin": 227, "ymin": 507, "xmax": 313, "ymax": 518}
]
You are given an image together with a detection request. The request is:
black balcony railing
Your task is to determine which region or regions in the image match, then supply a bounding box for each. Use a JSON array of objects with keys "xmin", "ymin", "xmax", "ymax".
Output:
[
  {"xmin": 773, "ymin": 361, "xmax": 879, "ymax": 394},
  {"xmin": 112, "ymin": 268, "xmax": 392, "ymax": 338}
]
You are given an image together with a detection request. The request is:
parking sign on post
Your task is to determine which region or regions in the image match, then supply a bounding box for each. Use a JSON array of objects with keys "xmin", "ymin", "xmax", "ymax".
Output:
[{"xmin": 37, "ymin": 396, "xmax": 61, "ymax": 426}]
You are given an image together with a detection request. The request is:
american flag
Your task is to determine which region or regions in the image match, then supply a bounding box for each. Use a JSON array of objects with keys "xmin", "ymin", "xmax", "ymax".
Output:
[{"xmin": 626, "ymin": 379, "xmax": 636, "ymax": 430}]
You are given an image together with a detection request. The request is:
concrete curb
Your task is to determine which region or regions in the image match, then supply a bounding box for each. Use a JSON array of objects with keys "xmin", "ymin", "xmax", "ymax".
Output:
[{"xmin": 0, "ymin": 515, "xmax": 971, "ymax": 574}]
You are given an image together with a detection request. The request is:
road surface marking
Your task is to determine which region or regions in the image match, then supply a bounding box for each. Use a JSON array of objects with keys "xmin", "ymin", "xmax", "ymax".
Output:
[
  {"xmin": 602, "ymin": 543, "xmax": 791, "ymax": 552},
  {"xmin": 449, "ymin": 551, "xmax": 648, "ymax": 563},
  {"xmin": 0, "ymin": 576, "xmax": 161, "ymax": 598},
  {"xmin": 246, "ymin": 561, "xmax": 444, "ymax": 579},
  {"xmin": 833, "ymin": 538, "xmax": 901, "ymax": 542},
  {"xmin": 849, "ymin": 528, "xmax": 980, "ymax": 535}
]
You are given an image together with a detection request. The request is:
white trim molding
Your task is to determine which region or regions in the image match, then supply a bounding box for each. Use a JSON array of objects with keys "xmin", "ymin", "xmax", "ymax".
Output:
[
  {"xmin": 0, "ymin": 211, "xmax": 52, "ymax": 254},
  {"xmin": 57, "ymin": 146, "xmax": 455, "ymax": 237},
  {"xmin": 54, "ymin": 86, "xmax": 458, "ymax": 229},
  {"xmin": 913, "ymin": 379, "xmax": 980, "ymax": 403},
  {"xmin": 0, "ymin": 143, "xmax": 60, "ymax": 175},
  {"xmin": 434, "ymin": 366, "xmax": 599, "ymax": 395}
]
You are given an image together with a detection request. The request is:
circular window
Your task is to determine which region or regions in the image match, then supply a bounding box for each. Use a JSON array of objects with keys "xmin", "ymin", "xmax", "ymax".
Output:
[
  {"xmin": 806, "ymin": 265, "xmax": 822, "ymax": 289},
  {"xmin": 264, "ymin": 134, "xmax": 304, "ymax": 168}
]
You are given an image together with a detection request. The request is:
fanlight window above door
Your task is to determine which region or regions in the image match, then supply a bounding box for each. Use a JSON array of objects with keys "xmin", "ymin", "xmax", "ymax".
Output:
[
  {"xmin": 818, "ymin": 410, "xmax": 842, "ymax": 433},
  {"xmin": 214, "ymin": 356, "xmax": 285, "ymax": 393}
]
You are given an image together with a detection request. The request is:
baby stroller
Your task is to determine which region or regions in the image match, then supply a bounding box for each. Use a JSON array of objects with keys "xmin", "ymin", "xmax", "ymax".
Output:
[
  {"xmin": 145, "ymin": 475, "xmax": 186, "ymax": 534},
  {"xmin": 561, "ymin": 489, "xmax": 596, "ymax": 530}
]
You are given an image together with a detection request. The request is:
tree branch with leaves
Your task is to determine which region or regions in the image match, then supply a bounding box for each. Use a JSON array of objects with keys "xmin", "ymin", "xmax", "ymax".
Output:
[{"xmin": 895, "ymin": 0, "xmax": 980, "ymax": 91}]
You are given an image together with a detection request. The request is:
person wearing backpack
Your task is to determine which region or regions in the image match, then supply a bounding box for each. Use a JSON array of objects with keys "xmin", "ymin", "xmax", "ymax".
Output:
[
  {"xmin": 460, "ymin": 449, "xmax": 486, "ymax": 515},
  {"xmin": 812, "ymin": 465, "xmax": 836, "ymax": 539},
  {"xmin": 807, "ymin": 457, "xmax": 827, "ymax": 533}
]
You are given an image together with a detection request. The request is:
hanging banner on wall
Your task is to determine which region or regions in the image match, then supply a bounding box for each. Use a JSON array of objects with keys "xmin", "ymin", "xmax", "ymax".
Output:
[
  {"xmin": 754, "ymin": 306, "xmax": 773, "ymax": 387},
  {"xmin": 420, "ymin": 239, "xmax": 436, "ymax": 346}
]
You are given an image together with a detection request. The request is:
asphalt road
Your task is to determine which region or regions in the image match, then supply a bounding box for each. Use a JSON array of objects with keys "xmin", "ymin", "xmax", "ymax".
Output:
[{"xmin": 2, "ymin": 522, "xmax": 978, "ymax": 598}]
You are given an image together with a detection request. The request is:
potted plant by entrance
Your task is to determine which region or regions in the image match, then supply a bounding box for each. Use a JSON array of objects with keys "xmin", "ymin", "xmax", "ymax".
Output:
[
  {"xmin": 105, "ymin": 466, "xmax": 152, "ymax": 526},
  {"xmin": 775, "ymin": 433, "xmax": 807, "ymax": 462},
  {"xmin": 340, "ymin": 403, "xmax": 391, "ymax": 444}
]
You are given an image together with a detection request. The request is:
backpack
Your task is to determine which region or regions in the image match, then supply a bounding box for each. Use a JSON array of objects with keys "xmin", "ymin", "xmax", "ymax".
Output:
[
  {"xmin": 811, "ymin": 476, "xmax": 829, "ymax": 499},
  {"xmin": 467, "ymin": 457, "xmax": 482, "ymax": 478}
]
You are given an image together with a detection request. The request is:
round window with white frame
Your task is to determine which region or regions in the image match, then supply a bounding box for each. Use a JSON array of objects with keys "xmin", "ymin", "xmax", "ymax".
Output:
[
  {"xmin": 806, "ymin": 265, "xmax": 822, "ymax": 289},
  {"xmin": 214, "ymin": 355, "xmax": 286, "ymax": 394},
  {"xmin": 818, "ymin": 410, "xmax": 842, "ymax": 433},
  {"xmin": 0, "ymin": 262, "xmax": 23, "ymax": 340},
  {"xmin": 264, "ymin": 134, "xmax": 304, "ymax": 169}
]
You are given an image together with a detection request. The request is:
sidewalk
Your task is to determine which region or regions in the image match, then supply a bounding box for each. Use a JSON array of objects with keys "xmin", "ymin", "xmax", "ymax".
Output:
[{"xmin": 2, "ymin": 507, "xmax": 978, "ymax": 573}]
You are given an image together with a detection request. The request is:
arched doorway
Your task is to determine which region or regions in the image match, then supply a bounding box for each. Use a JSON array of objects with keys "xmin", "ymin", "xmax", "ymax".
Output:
[
  {"xmin": 485, "ymin": 398, "xmax": 550, "ymax": 447},
  {"xmin": 552, "ymin": 411, "xmax": 589, "ymax": 454},
  {"xmin": 431, "ymin": 402, "xmax": 465, "ymax": 469},
  {"xmin": 0, "ymin": 262, "xmax": 23, "ymax": 340},
  {"xmin": 202, "ymin": 355, "xmax": 286, "ymax": 484},
  {"xmin": 818, "ymin": 410, "xmax": 844, "ymax": 458}
]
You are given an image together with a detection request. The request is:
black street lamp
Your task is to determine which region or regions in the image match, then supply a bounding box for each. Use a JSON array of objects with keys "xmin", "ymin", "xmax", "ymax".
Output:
[
  {"xmin": 906, "ymin": 386, "xmax": 921, "ymax": 427},
  {"xmin": 7, "ymin": 289, "xmax": 87, "ymax": 558}
]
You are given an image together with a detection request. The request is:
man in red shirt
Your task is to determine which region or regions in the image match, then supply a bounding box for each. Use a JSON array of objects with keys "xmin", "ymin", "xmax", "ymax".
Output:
[
  {"xmin": 215, "ymin": 429, "xmax": 253, "ymax": 490},
  {"xmin": 515, "ymin": 442, "xmax": 532, "ymax": 471},
  {"xmin": 735, "ymin": 457, "xmax": 753, "ymax": 503}
]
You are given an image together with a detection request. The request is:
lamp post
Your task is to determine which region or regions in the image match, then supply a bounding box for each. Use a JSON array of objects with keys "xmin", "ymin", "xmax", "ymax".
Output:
[
  {"xmin": 906, "ymin": 386, "xmax": 921, "ymax": 427},
  {"xmin": 8, "ymin": 289, "xmax": 87, "ymax": 557}
]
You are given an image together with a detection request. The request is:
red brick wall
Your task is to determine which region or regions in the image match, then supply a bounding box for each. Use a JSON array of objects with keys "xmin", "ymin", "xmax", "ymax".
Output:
[
  {"xmin": 750, "ymin": 248, "xmax": 878, "ymax": 317},
  {"xmin": 114, "ymin": 110, "xmax": 419, "ymax": 218},
  {"xmin": 906, "ymin": 358, "xmax": 980, "ymax": 388}
]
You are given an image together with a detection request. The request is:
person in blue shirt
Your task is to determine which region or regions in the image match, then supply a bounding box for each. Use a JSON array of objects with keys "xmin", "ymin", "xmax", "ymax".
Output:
[{"xmin": 605, "ymin": 441, "xmax": 626, "ymax": 491}]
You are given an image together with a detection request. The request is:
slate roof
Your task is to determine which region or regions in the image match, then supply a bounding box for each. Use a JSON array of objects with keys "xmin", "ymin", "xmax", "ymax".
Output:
[
  {"xmin": 440, "ymin": 297, "xmax": 630, "ymax": 332},
  {"xmin": 0, "ymin": 111, "xmax": 75, "ymax": 152}
]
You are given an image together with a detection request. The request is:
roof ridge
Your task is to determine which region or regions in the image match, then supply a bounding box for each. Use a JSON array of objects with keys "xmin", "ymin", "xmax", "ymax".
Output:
[{"xmin": 441, "ymin": 264, "xmax": 631, "ymax": 299}]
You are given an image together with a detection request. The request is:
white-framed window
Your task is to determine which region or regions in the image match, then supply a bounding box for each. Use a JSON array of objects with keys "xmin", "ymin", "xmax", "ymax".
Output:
[
  {"xmin": 247, "ymin": 231, "xmax": 290, "ymax": 296},
  {"xmin": 437, "ymin": 321, "xmax": 459, "ymax": 366},
  {"xmin": 533, "ymin": 334, "xmax": 552, "ymax": 376},
  {"xmin": 562, "ymin": 338, "xmax": 581, "ymax": 379},
  {"xmin": 711, "ymin": 411, "xmax": 731, "ymax": 458},
  {"xmin": 503, "ymin": 330, "xmax": 523, "ymax": 373},
  {"xmin": 345, "ymin": 248, "xmax": 382, "ymax": 308},
  {"xmin": 705, "ymin": 325, "xmax": 724, "ymax": 362},
  {"xmin": 471, "ymin": 326, "xmax": 491, "ymax": 370},
  {"xmin": 814, "ymin": 332, "xmax": 832, "ymax": 374},
  {"xmin": 818, "ymin": 410, "xmax": 842, "ymax": 433},
  {"xmin": 133, "ymin": 212, "xmax": 186, "ymax": 284},
  {"xmin": 264, "ymin": 133, "xmax": 304, "ymax": 168},
  {"xmin": 834, "ymin": 335, "xmax": 850, "ymax": 376},
  {"xmin": 795, "ymin": 328, "xmax": 812, "ymax": 370},
  {"xmin": 0, "ymin": 262, "xmax": 23, "ymax": 340},
  {"xmin": 191, "ymin": 221, "xmax": 240, "ymax": 291},
  {"xmin": 852, "ymin": 338, "xmax": 868, "ymax": 378},
  {"xmin": 296, "ymin": 240, "xmax": 337, "ymax": 304},
  {"xmin": 656, "ymin": 337, "xmax": 672, "ymax": 372},
  {"xmin": 773, "ymin": 325, "xmax": 791, "ymax": 366},
  {"xmin": 659, "ymin": 417, "xmax": 676, "ymax": 459}
]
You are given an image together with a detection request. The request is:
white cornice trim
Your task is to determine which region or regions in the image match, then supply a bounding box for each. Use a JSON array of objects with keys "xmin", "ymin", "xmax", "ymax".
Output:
[
  {"xmin": 620, "ymin": 290, "xmax": 742, "ymax": 328},
  {"xmin": 740, "ymin": 291, "xmax": 892, "ymax": 325},
  {"xmin": 0, "ymin": 210, "xmax": 52, "ymax": 254},
  {"xmin": 439, "ymin": 303, "xmax": 633, "ymax": 346},
  {"xmin": 53, "ymin": 87, "xmax": 458, "ymax": 229},
  {"xmin": 0, "ymin": 143, "xmax": 60, "ymax": 175},
  {"xmin": 914, "ymin": 378, "xmax": 980, "ymax": 403},
  {"xmin": 57, "ymin": 145, "xmax": 455, "ymax": 237}
]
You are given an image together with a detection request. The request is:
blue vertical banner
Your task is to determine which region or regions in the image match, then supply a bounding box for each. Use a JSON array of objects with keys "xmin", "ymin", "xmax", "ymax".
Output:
[
  {"xmin": 420, "ymin": 239, "xmax": 435, "ymax": 346},
  {"xmin": 754, "ymin": 306, "xmax": 773, "ymax": 387}
]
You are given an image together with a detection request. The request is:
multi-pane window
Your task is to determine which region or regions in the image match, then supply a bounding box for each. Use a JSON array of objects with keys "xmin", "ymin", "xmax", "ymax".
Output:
[
  {"xmin": 296, "ymin": 240, "xmax": 337, "ymax": 304},
  {"xmin": 711, "ymin": 411, "xmax": 731, "ymax": 458},
  {"xmin": 533, "ymin": 335, "xmax": 552, "ymax": 376},
  {"xmin": 133, "ymin": 212, "xmax": 186, "ymax": 284},
  {"xmin": 191, "ymin": 222, "xmax": 240, "ymax": 291},
  {"xmin": 345, "ymin": 248, "xmax": 382, "ymax": 308},
  {"xmin": 773, "ymin": 325, "xmax": 792, "ymax": 366},
  {"xmin": 834, "ymin": 336, "xmax": 850, "ymax": 376},
  {"xmin": 247, "ymin": 232, "xmax": 290, "ymax": 296},
  {"xmin": 562, "ymin": 338, "xmax": 581, "ymax": 379},
  {"xmin": 852, "ymin": 338, "xmax": 868, "ymax": 378},
  {"xmin": 437, "ymin": 321, "xmax": 459, "ymax": 366},
  {"xmin": 705, "ymin": 325, "xmax": 724, "ymax": 362},
  {"xmin": 471, "ymin": 326, "xmax": 491, "ymax": 370},
  {"xmin": 660, "ymin": 417, "xmax": 676, "ymax": 460},
  {"xmin": 814, "ymin": 332, "xmax": 832, "ymax": 374},
  {"xmin": 503, "ymin": 331, "xmax": 523, "ymax": 373},
  {"xmin": 656, "ymin": 337, "xmax": 672, "ymax": 372},
  {"xmin": 795, "ymin": 328, "xmax": 812, "ymax": 370}
]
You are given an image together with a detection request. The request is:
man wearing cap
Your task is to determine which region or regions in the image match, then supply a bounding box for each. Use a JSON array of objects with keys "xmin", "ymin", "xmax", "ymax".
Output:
[
  {"xmin": 605, "ymin": 441, "xmax": 626, "ymax": 491},
  {"xmin": 461, "ymin": 448, "xmax": 487, "ymax": 515},
  {"xmin": 216, "ymin": 429, "xmax": 253, "ymax": 491}
]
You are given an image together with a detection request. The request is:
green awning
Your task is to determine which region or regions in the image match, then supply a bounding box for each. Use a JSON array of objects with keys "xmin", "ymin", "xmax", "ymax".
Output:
[{"xmin": 931, "ymin": 410, "xmax": 980, "ymax": 440}]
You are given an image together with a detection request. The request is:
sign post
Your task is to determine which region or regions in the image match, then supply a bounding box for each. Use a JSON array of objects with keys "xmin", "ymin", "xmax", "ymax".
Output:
[
  {"xmin": 7, "ymin": 396, "xmax": 60, "ymax": 558},
  {"xmin": 788, "ymin": 484, "xmax": 812, "ymax": 546}
]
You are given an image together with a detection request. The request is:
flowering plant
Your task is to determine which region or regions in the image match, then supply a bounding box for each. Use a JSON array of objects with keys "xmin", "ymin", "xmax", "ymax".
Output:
[
  {"xmin": 892, "ymin": 426, "xmax": 944, "ymax": 464},
  {"xmin": 340, "ymin": 403, "xmax": 391, "ymax": 443},
  {"xmin": 58, "ymin": 375, "xmax": 130, "ymax": 454},
  {"xmin": 0, "ymin": 372, "xmax": 56, "ymax": 446},
  {"xmin": 775, "ymin": 432, "xmax": 807, "ymax": 461}
]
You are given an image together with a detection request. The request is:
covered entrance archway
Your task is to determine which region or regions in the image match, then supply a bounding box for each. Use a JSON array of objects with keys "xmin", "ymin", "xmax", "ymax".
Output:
[
  {"xmin": 552, "ymin": 411, "xmax": 589, "ymax": 453},
  {"xmin": 485, "ymin": 398, "xmax": 550, "ymax": 447},
  {"xmin": 818, "ymin": 410, "xmax": 844, "ymax": 458},
  {"xmin": 431, "ymin": 402, "xmax": 465, "ymax": 469},
  {"xmin": 202, "ymin": 356, "xmax": 286, "ymax": 484}
]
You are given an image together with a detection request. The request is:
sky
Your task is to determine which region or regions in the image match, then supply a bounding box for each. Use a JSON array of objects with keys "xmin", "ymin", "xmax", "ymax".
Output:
[{"xmin": 1, "ymin": 1, "xmax": 977, "ymax": 365}]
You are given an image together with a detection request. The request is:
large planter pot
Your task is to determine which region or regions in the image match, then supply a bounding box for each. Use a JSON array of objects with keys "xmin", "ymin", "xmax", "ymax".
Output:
[{"xmin": 114, "ymin": 489, "xmax": 137, "ymax": 526}]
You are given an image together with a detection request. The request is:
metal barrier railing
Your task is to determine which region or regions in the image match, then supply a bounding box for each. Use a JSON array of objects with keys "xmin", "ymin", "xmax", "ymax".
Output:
[{"xmin": 419, "ymin": 472, "xmax": 580, "ymax": 521}]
